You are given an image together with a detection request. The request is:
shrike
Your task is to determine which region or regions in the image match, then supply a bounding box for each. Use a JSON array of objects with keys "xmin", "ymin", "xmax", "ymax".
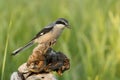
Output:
[{"xmin": 12, "ymin": 18, "xmax": 70, "ymax": 55}]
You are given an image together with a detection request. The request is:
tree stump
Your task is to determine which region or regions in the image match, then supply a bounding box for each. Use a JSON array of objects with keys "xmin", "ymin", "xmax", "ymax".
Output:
[
  {"xmin": 10, "ymin": 71, "xmax": 57, "ymax": 80},
  {"xmin": 11, "ymin": 47, "xmax": 70, "ymax": 80}
]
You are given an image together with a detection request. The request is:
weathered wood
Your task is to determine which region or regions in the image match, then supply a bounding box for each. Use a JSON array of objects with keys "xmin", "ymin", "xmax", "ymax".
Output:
[
  {"xmin": 11, "ymin": 72, "xmax": 23, "ymax": 80},
  {"xmin": 27, "ymin": 44, "xmax": 50, "ymax": 72},
  {"xmin": 11, "ymin": 72, "xmax": 57, "ymax": 80},
  {"xmin": 11, "ymin": 44, "xmax": 70, "ymax": 80},
  {"xmin": 27, "ymin": 47, "xmax": 70, "ymax": 74}
]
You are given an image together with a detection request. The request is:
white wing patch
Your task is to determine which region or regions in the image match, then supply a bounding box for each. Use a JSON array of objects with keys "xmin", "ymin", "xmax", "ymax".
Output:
[{"xmin": 40, "ymin": 32, "xmax": 44, "ymax": 35}]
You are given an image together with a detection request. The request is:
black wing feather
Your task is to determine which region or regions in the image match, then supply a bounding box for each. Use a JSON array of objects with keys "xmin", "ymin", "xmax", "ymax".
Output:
[{"xmin": 31, "ymin": 24, "xmax": 54, "ymax": 41}]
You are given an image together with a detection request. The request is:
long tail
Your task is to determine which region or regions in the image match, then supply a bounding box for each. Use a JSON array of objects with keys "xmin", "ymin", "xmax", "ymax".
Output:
[{"xmin": 11, "ymin": 41, "xmax": 34, "ymax": 55}]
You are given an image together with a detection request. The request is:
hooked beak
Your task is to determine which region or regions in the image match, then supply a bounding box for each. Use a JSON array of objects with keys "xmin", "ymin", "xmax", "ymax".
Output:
[{"xmin": 66, "ymin": 24, "xmax": 71, "ymax": 29}]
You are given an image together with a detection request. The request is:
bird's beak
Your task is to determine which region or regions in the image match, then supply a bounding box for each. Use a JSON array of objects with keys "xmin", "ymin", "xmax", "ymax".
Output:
[{"xmin": 66, "ymin": 25, "xmax": 71, "ymax": 29}]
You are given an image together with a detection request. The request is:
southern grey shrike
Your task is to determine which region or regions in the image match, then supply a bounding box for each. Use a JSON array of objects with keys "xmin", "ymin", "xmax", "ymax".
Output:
[{"xmin": 12, "ymin": 18, "xmax": 70, "ymax": 55}]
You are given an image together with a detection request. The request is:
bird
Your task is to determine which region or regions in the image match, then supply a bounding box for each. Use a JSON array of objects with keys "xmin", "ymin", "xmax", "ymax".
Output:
[{"xmin": 12, "ymin": 18, "xmax": 70, "ymax": 55}]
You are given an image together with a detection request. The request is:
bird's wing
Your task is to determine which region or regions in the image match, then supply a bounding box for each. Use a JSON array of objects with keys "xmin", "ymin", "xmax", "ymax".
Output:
[
  {"xmin": 12, "ymin": 22, "xmax": 55, "ymax": 55},
  {"xmin": 31, "ymin": 23, "xmax": 55, "ymax": 41}
]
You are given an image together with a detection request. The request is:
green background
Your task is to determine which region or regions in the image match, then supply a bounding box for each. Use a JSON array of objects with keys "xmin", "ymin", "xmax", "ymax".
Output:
[{"xmin": 0, "ymin": 0, "xmax": 120, "ymax": 80}]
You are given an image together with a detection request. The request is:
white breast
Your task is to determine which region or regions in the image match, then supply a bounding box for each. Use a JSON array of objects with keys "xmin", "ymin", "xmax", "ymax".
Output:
[{"xmin": 51, "ymin": 24, "xmax": 65, "ymax": 38}]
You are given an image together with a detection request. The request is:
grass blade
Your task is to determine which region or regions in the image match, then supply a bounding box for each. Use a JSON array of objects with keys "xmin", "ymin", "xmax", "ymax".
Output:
[{"xmin": 1, "ymin": 16, "xmax": 12, "ymax": 80}]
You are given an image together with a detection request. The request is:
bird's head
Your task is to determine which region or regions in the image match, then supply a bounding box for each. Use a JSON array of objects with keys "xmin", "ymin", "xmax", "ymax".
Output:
[{"xmin": 55, "ymin": 18, "xmax": 70, "ymax": 29}]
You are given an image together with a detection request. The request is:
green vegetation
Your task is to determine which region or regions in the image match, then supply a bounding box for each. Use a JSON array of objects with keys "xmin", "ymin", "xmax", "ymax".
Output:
[{"xmin": 0, "ymin": 0, "xmax": 120, "ymax": 80}]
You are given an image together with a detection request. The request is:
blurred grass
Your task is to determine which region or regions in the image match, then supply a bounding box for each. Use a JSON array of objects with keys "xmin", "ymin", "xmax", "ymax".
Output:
[
  {"xmin": 1, "ymin": 12, "xmax": 13, "ymax": 80},
  {"xmin": 0, "ymin": 0, "xmax": 120, "ymax": 80}
]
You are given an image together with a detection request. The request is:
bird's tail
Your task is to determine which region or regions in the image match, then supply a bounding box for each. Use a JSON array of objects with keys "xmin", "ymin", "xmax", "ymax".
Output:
[{"xmin": 11, "ymin": 41, "xmax": 34, "ymax": 55}]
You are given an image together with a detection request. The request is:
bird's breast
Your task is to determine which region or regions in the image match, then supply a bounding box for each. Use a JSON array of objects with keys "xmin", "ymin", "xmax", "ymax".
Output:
[{"xmin": 35, "ymin": 27, "xmax": 63, "ymax": 44}]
